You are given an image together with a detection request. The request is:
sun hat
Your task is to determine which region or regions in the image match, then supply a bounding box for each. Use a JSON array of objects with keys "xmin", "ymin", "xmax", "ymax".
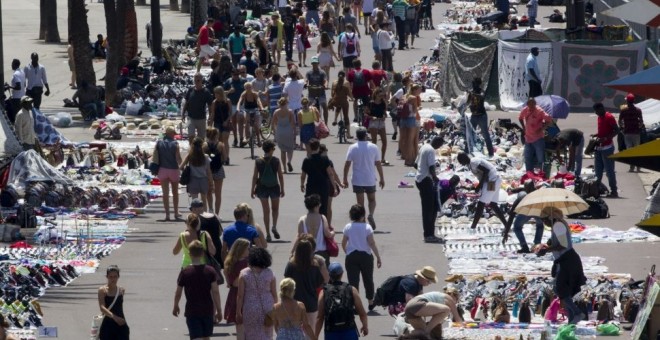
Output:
[
  {"xmin": 311, "ymin": 56, "xmax": 319, "ymax": 64},
  {"xmin": 415, "ymin": 266, "xmax": 438, "ymax": 283},
  {"xmin": 125, "ymin": 122, "xmax": 137, "ymax": 130}
]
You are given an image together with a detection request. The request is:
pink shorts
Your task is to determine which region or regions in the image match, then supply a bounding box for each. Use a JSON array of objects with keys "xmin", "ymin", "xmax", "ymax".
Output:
[{"xmin": 158, "ymin": 168, "xmax": 180, "ymax": 183}]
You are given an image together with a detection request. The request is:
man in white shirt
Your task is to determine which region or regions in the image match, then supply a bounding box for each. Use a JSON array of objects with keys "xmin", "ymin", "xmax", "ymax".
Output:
[
  {"xmin": 415, "ymin": 136, "xmax": 444, "ymax": 243},
  {"xmin": 14, "ymin": 96, "xmax": 37, "ymax": 150},
  {"xmin": 343, "ymin": 127, "xmax": 385, "ymax": 230},
  {"xmin": 23, "ymin": 53, "xmax": 50, "ymax": 109},
  {"xmin": 5, "ymin": 59, "xmax": 25, "ymax": 123},
  {"xmin": 362, "ymin": 0, "xmax": 375, "ymax": 34},
  {"xmin": 456, "ymin": 152, "xmax": 509, "ymax": 230},
  {"xmin": 525, "ymin": 47, "xmax": 542, "ymax": 97}
]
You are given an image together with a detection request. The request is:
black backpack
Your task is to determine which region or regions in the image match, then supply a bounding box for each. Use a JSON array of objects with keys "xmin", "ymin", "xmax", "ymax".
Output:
[
  {"xmin": 323, "ymin": 282, "xmax": 356, "ymax": 332},
  {"xmin": 17, "ymin": 204, "xmax": 37, "ymax": 229},
  {"xmin": 207, "ymin": 143, "xmax": 223, "ymax": 173},
  {"xmin": 373, "ymin": 275, "xmax": 405, "ymax": 307},
  {"xmin": 575, "ymin": 178, "xmax": 600, "ymax": 199}
]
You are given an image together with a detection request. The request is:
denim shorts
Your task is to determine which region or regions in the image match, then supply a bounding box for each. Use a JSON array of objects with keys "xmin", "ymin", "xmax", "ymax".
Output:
[
  {"xmin": 256, "ymin": 185, "xmax": 281, "ymax": 199},
  {"xmin": 353, "ymin": 185, "xmax": 376, "ymax": 194},
  {"xmin": 186, "ymin": 315, "xmax": 213, "ymax": 339},
  {"xmin": 399, "ymin": 117, "xmax": 417, "ymax": 129}
]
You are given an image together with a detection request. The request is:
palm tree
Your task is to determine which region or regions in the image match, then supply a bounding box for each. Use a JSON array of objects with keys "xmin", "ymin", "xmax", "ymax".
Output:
[
  {"xmin": 39, "ymin": 0, "xmax": 61, "ymax": 43},
  {"xmin": 136, "ymin": 0, "xmax": 147, "ymax": 5},
  {"xmin": 152, "ymin": 0, "xmax": 163, "ymax": 57},
  {"xmin": 181, "ymin": 0, "xmax": 191, "ymax": 13},
  {"xmin": 191, "ymin": 0, "xmax": 208, "ymax": 31},
  {"xmin": 103, "ymin": 0, "xmax": 128, "ymax": 107},
  {"xmin": 124, "ymin": 0, "xmax": 138, "ymax": 63},
  {"xmin": 170, "ymin": 0, "xmax": 179, "ymax": 11},
  {"xmin": 69, "ymin": 0, "xmax": 96, "ymax": 86}
]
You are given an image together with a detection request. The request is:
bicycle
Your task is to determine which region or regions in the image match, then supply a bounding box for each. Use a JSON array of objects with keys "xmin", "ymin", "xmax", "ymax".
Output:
[
  {"xmin": 356, "ymin": 98, "xmax": 367, "ymax": 127},
  {"xmin": 337, "ymin": 120, "xmax": 347, "ymax": 144},
  {"xmin": 245, "ymin": 109, "xmax": 269, "ymax": 159}
]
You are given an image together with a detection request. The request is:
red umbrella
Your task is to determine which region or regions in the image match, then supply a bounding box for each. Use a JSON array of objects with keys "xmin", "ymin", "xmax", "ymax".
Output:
[
  {"xmin": 603, "ymin": 66, "xmax": 660, "ymax": 101},
  {"xmin": 602, "ymin": 0, "xmax": 660, "ymax": 27}
]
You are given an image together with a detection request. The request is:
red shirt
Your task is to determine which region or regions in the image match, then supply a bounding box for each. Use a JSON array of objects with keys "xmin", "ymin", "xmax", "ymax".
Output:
[
  {"xmin": 370, "ymin": 69, "xmax": 387, "ymax": 88},
  {"xmin": 518, "ymin": 106, "xmax": 552, "ymax": 143},
  {"xmin": 198, "ymin": 25, "xmax": 210, "ymax": 46},
  {"xmin": 597, "ymin": 112, "xmax": 617, "ymax": 147},
  {"xmin": 347, "ymin": 68, "xmax": 371, "ymax": 97}
]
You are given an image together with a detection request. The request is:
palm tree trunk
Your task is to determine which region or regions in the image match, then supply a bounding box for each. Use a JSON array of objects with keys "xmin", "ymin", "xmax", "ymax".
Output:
[
  {"xmin": 181, "ymin": 0, "xmax": 190, "ymax": 13},
  {"xmin": 136, "ymin": 0, "xmax": 147, "ymax": 5},
  {"xmin": 104, "ymin": 0, "xmax": 128, "ymax": 107},
  {"xmin": 69, "ymin": 0, "xmax": 96, "ymax": 86},
  {"xmin": 124, "ymin": 0, "xmax": 138, "ymax": 63},
  {"xmin": 170, "ymin": 0, "xmax": 179, "ymax": 11},
  {"xmin": 45, "ymin": 0, "xmax": 61, "ymax": 43},
  {"xmin": 152, "ymin": 0, "xmax": 163, "ymax": 58},
  {"xmin": 39, "ymin": 0, "xmax": 46, "ymax": 40},
  {"xmin": 191, "ymin": 0, "xmax": 208, "ymax": 32}
]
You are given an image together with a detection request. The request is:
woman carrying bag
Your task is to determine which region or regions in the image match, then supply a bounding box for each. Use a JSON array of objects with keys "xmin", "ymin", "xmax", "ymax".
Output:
[{"xmin": 97, "ymin": 265, "xmax": 130, "ymax": 340}]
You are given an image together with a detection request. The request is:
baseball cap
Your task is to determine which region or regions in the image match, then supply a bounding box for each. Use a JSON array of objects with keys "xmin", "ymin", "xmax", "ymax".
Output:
[
  {"xmin": 189, "ymin": 198, "xmax": 204, "ymax": 209},
  {"xmin": 328, "ymin": 262, "xmax": 344, "ymax": 276},
  {"xmin": 626, "ymin": 93, "xmax": 635, "ymax": 102},
  {"xmin": 311, "ymin": 56, "xmax": 319, "ymax": 64},
  {"xmin": 20, "ymin": 96, "xmax": 33, "ymax": 104}
]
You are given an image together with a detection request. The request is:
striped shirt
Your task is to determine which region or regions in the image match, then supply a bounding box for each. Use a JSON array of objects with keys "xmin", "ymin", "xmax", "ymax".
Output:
[
  {"xmin": 268, "ymin": 83, "xmax": 283, "ymax": 113},
  {"xmin": 392, "ymin": 0, "xmax": 408, "ymax": 19}
]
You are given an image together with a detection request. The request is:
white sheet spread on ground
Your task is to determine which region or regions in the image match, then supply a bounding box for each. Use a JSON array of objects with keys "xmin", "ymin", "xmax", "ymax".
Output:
[{"xmin": 497, "ymin": 41, "xmax": 553, "ymax": 111}]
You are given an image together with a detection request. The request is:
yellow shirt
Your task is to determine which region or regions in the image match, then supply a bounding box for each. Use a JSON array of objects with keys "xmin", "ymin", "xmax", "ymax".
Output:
[{"xmin": 300, "ymin": 109, "xmax": 317, "ymax": 125}]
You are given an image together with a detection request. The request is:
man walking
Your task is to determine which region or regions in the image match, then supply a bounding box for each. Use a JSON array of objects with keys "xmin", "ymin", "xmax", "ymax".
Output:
[
  {"xmin": 619, "ymin": 93, "xmax": 644, "ymax": 172},
  {"xmin": 526, "ymin": 0, "xmax": 538, "ymax": 28},
  {"xmin": 376, "ymin": 23, "xmax": 394, "ymax": 72},
  {"xmin": 518, "ymin": 97, "xmax": 552, "ymax": 173},
  {"xmin": 456, "ymin": 152, "xmax": 510, "ymax": 230},
  {"xmin": 525, "ymin": 47, "xmax": 542, "ymax": 97},
  {"xmin": 173, "ymin": 240, "xmax": 223, "ymax": 340},
  {"xmin": 415, "ymin": 136, "xmax": 445, "ymax": 243},
  {"xmin": 5, "ymin": 59, "xmax": 25, "ymax": 124},
  {"xmin": 392, "ymin": 0, "xmax": 408, "ymax": 50},
  {"xmin": 343, "ymin": 127, "xmax": 385, "ymax": 230},
  {"xmin": 196, "ymin": 18, "xmax": 219, "ymax": 73},
  {"xmin": 14, "ymin": 96, "xmax": 37, "ymax": 151},
  {"xmin": 467, "ymin": 77, "xmax": 494, "ymax": 157},
  {"xmin": 347, "ymin": 59, "xmax": 371, "ymax": 123},
  {"xmin": 315, "ymin": 262, "xmax": 369, "ymax": 340},
  {"xmin": 228, "ymin": 26, "xmax": 247, "ymax": 68},
  {"xmin": 221, "ymin": 205, "xmax": 267, "ymax": 259},
  {"xmin": 592, "ymin": 103, "xmax": 619, "ymax": 198},
  {"xmin": 306, "ymin": 57, "xmax": 329, "ymax": 123},
  {"xmin": 24, "ymin": 53, "xmax": 50, "ymax": 110},
  {"xmin": 281, "ymin": 6, "xmax": 297, "ymax": 62},
  {"xmin": 182, "ymin": 73, "xmax": 213, "ymax": 142}
]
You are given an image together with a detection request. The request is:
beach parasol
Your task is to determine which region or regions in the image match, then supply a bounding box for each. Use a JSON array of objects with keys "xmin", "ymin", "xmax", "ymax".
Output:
[
  {"xmin": 603, "ymin": 65, "xmax": 660, "ymax": 101},
  {"xmin": 514, "ymin": 188, "xmax": 588, "ymax": 216},
  {"xmin": 609, "ymin": 139, "xmax": 660, "ymax": 172},
  {"xmin": 601, "ymin": 0, "xmax": 660, "ymax": 28},
  {"xmin": 535, "ymin": 95, "xmax": 570, "ymax": 119},
  {"xmin": 636, "ymin": 214, "xmax": 660, "ymax": 237}
]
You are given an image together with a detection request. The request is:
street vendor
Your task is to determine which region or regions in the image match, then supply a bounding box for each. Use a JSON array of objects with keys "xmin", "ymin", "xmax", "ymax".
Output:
[
  {"xmin": 553, "ymin": 128, "xmax": 584, "ymax": 178},
  {"xmin": 456, "ymin": 152, "xmax": 510, "ymax": 231}
]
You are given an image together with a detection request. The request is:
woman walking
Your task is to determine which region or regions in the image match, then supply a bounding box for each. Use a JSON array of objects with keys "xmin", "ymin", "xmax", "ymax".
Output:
[
  {"xmin": 98, "ymin": 265, "xmax": 130, "ymax": 340},
  {"xmin": 209, "ymin": 87, "xmax": 232, "ymax": 165},
  {"xmin": 366, "ymin": 87, "xmax": 389, "ymax": 164},
  {"xmin": 320, "ymin": 144, "xmax": 342, "ymax": 226},
  {"xmin": 284, "ymin": 239, "xmax": 325, "ymax": 332},
  {"xmin": 172, "ymin": 213, "xmax": 217, "ymax": 268},
  {"xmin": 251, "ymin": 140, "xmax": 285, "ymax": 242},
  {"xmin": 296, "ymin": 194, "xmax": 334, "ymax": 264},
  {"xmin": 295, "ymin": 17, "xmax": 311, "ymax": 67},
  {"xmin": 342, "ymin": 204, "xmax": 382, "ymax": 311},
  {"xmin": 266, "ymin": 13, "xmax": 284, "ymax": 66},
  {"xmin": 298, "ymin": 98, "xmax": 320, "ymax": 154},
  {"xmin": 272, "ymin": 278, "xmax": 317, "ymax": 340},
  {"xmin": 398, "ymin": 84, "xmax": 422, "ymax": 166},
  {"xmin": 316, "ymin": 33, "xmax": 339, "ymax": 83},
  {"xmin": 156, "ymin": 127, "xmax": 182, "ymax": 221},
  {"xmin": 330, "ymin": 71, "xmax": 353, "ymax": 139},
  {"xmin": 271, "ymin": 97, "xmax": 296, "ymax": 173},
  {"xmin": 180, "ymin": 137, "xmax": 214, "ymax": 211},
  {"xmin": 237, "ymin": 247, "xmax": 278, "ymax": 340},
  {"xmin": 224, "ymin": 238, "xmax": 250, "ymax": 339},
  {"xmin": 204, "ymin": 128, "xmax": 227, "ymax": 216}
]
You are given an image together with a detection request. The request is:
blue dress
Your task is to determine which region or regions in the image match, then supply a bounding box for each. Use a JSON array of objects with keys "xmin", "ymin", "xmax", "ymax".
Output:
[{"xmin": 275, "ymin": 302, "xmax": 305, "ymax": 340}]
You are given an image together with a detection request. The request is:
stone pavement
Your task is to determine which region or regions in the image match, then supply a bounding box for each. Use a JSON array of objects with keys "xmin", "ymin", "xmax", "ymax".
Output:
[{"xmin": 2, "ymin": 1, "xmax": 658, "ymax": 339}]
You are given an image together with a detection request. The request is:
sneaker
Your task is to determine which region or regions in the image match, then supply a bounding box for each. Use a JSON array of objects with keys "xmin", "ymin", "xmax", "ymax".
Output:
[
  {"xmin": 606, "ymin": 192, "xmax": 619, "ymax": 198},
  {"xmin": 424, "ymin": 236, "xmax": 445, "ymax": 244},
  {"xmin": 392, "ymin": 132, "xmax": 397, "ymax": 140},
  {"xmin": 367, "ymin": 215, "xmax": 377, "ymax": 230},
  {"xmin": 516, "ymin": 248, "xmax": 531, "ymax": 254},
  {"xmin": 287, "ymin": 162, "xmax": 293, "ymax": 173}
]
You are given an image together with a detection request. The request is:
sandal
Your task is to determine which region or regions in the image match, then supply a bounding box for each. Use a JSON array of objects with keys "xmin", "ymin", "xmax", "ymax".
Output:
[
  {"xmin": 272, "ymin": 227, "xmax": 280, "ymax": 240},
  {"xmin": 266, "ymin": 235, "xmax": 272, "ymax": 243}
]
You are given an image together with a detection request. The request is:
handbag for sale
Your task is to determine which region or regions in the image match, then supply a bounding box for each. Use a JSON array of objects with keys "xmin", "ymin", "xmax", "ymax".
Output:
[
  {"xmin": 90, "ymin": 289, "xmax": 119, "ymax": 340},
  {"xmin": 315, "ymin": 120, "xmax": 330, "ymax": 139},
  {"xmin": 179, "ymin": 165, "xmax": 191, "ymax": 185},
  {"xmin": 584, "ymin": 137, "xmax": 598, "ymax": 156}
]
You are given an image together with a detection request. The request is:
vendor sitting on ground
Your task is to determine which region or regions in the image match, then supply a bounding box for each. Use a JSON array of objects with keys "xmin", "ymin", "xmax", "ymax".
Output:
[
  {"xmin": 72, "ymin": 80, "xmax": 105, "ymax": 121},
  {"xmin": 184, "ymin": 27, "xmax": 198, "ymax": 48},
  {"xmin": 93, "ymin": 34, "xmax": 106, "ymax": 59}
]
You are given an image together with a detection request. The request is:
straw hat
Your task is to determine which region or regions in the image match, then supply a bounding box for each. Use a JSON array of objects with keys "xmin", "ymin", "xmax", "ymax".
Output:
[
  {"xmin": 148, "ymin": 118, "xmax": 158, "ymax": 125},
  {"xmin": 113, "ymin": 122, "xmax": 125, "ymax": 129},
  {"xmin": 133, "ymin": 119, "xmax": 144, "ymax": 125},
  {"xmin": 415, "ymin": 266, "xmax": 438, "ymax": 283},
  {"xmin": 90, "ymin": 121, "xmax": 100, "ymax": 129},
  {"xmin": 495, "ymin": 148, "xmax": 506, "ymax": 157},
  {"xmin": 451, "ymin": 145, "xmax": 461, "ymax": 154},
  {"xmin": 138, "ymin": 122, "xmax": 149, "ymax": 130},
  {"xmin": 150, "ymin": 123, "xmax": 161, "ymax": 130},
  {"xmin": 439, "ymin": 146, "xmax": 451, "ymax": 156},
  {"xmin": 125, "ymin": 122, "xmax": 137, "ymax": 130}
]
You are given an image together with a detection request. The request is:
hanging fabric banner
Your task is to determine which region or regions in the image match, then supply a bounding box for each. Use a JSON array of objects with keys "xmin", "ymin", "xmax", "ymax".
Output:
[
  {"xmin": 552, "ymin": 41, "xmax": 646, "ymax": 111},
  {"xmin": 441, "ymin": 40, "xmax": 497, "ymax": 104},
  {"xmin": 497, "ymin": 41, "xmax": 553, "ymax": 111}
]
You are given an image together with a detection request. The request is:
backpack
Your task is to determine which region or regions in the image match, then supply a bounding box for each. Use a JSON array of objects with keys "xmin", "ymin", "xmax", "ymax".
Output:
[
  {"xmin": 397, "ymin": 101, "xmax": 411, "ymax": 119},
  {"xmin": 575, "ymin": 178, "xmax": 600, "ymax": 199},
  {"xmin": 345, "ymin": 34, "xmax": 357, "ymax": 54},
  {"xmin": 405, "ymin": 5, "xmax": 418, "ymax": 20},
  {"xmin": 373, "ymin": 275, "xmax": 405, "ymax": 307},
  {"xmin": 207, "ymin": 143, "xmax": 223, "ymax": 173},
  {"xmin": 323, "ymin": 282, "xmax": 356, "ymax": 332},
  {"xmin": 0, "ymin": 185, "xmax": 19, "ymax": 208},
  {"xmin": 569, "ymin": 197, "xmax": 610, "ymax": 219},
  {"xmin": 353, "ymin": 70, "xmax": 366, "ymax": 88},
  {"xmin": 259, "ymin": 157, "xmax": 279, "ymax": 187},
  {"xmin": 623, "ymin": 298, "xmax": 640, "ymax": 322}
]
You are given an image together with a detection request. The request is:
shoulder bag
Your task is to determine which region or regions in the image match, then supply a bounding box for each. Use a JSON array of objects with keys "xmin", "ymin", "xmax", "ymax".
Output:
[
  {"xmin": 90, "ymin": 288, "xmax": 120, "ymax": 340},
  {"xmin": 324, "ymin": 225, "xmax": 339, "ymax": 257},
  {"xmin": 179, "ymin": 165, "xmax": 191, "ymax": 185},
  {"xmin": 315, "ymin": 119, "xmax": 330, "ymax": 139},
  {"xmin": 149, "ymin": 141, "xmax": 161, "ymax": 175}
]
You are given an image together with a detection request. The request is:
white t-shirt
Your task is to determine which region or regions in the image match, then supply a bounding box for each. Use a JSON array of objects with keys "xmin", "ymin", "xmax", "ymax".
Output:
[
  {"xmin": 377, "ymin": 30, "xmax": 392, "ymax": 50},
  {"xmin": 10, "ymin": 69, "xmax": 25, "ymax": 99},
  {"xmin": 415, "ymin": 143, "xmax": 436, "ymax": 183},
  {"xmin": 346, "ymin": 140, "xmax": 380, "ymax": 186},
  {"xmin": 343, "ymin": 222, "xmax": 374, "ymax": 255},
  {"xmin": 340, "ymin": 32, "xmax": 360, "ymax": 57},
  {"xmin": 468, "ymin": 158, "xmax": 498, "ymax": 182},
  {"xmin": 283, "ymin": 79, "xmax": 305, "ymax": 111},
  {"xmin": 362, "ymin": 0, "xmax": 375, "ymax": 13}
]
